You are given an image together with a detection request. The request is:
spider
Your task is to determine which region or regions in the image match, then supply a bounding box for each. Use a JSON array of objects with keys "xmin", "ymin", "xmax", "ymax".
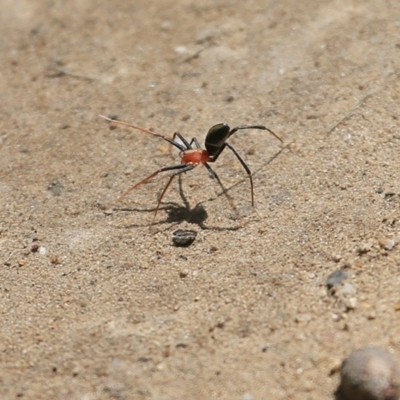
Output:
[{"xmin": 99, "ymin": 114, "xmax": 283, "ymax": 221}]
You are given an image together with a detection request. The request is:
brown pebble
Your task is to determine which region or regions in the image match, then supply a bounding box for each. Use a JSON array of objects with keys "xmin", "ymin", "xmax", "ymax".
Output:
[
  {"xmin": 179, "ymin": 270, "xmax": 189, "ymax": 278},
  {"xmin": 31, "ymin": 244, "xmax": 40, "ymax": 253},
  {"xmin": 336, "ymin": 346, "xmax": 400, "ymax": 400},
  {"xmin": 50, "ymin": 255, "xmax": 61, "ymax": 265}
]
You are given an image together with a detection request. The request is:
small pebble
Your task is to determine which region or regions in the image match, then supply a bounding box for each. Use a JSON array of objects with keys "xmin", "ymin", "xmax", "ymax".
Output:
[
  {"xmin": 47, "ymin": 180, "xmax": 64, "ymax": 196},
  {"xmin": 342, "ymin": 282, "xmax": 356, "ymax": 296},
  {"xmin": 179, "ymin": 269, "xmax": 189, "ymax": 278},
  {"xmin": 336, "ymin": 346, "xmax": 400, "ymax": 400},
  {"xmin": 31, "ymin": 244, "xmax": 40, "ymax": 253},
  {"xmin": 327, "ymin": 269, "xmax": 349, "ymax": 290},
  {"xmin": 343, "ymin": 296, "xmax": 357, "ymax": 310},
  {"xmin": 50, "ymin": 255, "xmax": 60, "ymax": 265},
  {"xmin": 332, "ymin": 254, "xmax": 342, "ymax": 262},
  {"xmin": 357, "ymin": 242, "xmax": 373, "ymax": 255},
  {"xmin": 38, "ymin": 246, "xmax": 47, "ymax": 255},
  {"xmin": 379, "ymin": 237, "xmax": 399, "ymax": 251},
  {"xmin": 172, "ymin": 229, "xmax": 197, "ymax": 247}
]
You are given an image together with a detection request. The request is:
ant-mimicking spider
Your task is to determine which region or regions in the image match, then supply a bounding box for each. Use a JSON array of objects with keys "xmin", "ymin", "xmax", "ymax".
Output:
[{"xmin": 99, "ymin": 114, "xmax": 283, "ymax": 222}]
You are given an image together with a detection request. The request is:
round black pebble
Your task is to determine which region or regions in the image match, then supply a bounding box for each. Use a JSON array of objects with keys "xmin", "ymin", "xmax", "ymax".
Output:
[{"xmin": 172, "ymin": 229, "xmax": 197, "ymax": 247}]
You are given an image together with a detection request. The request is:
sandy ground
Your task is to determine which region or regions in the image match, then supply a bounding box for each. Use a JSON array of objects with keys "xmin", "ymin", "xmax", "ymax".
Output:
[{"xmin": 1, "ymin": 0, "xmax": 400, "ymax": 399}]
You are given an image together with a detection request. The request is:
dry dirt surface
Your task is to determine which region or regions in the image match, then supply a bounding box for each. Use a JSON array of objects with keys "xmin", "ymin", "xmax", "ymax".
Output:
[{"xmin": 1, "ymin": 1, "xmax": 400, "ymax": 399}]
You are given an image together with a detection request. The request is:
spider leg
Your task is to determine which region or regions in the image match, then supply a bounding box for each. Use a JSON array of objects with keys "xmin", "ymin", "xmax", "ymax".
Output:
[
  {"xmin": 117, "ymin": 163, "xmax": 190, "ymax": 204},
  {"xmin": 229, "ymin": 125, "xmax": 283, "ymax": 143},
  {"xmin": 169, "ymin": 132, "xmax": 193, "ymax": 160},
  {"xmin": 209, "ymin": 143, "xmax": 254, "ymax": 207},
  {"xmin": 204, "ymin": 162, "xmax": 237, "ymax": 211},
  {"xmin": 172, "ymin": 131, "xmax": 192, "ymax": 149},
  {"xmin": 225, "ymin": 143, "xmax": 254, "ymax": 207},
  {"xmin": 100, "ymin": 115, "xmax": 186, "ymax": 151},
  {"xmin": 189, "ymin": 137, "xmax": 202, "ymax": 149},
  {"xmin": 153, "ymin": 164, "xmax": 196, "ymax": 222},
  {"xmin": 204, "ymin": 162, "xmax": 223, "ymax": 185}
]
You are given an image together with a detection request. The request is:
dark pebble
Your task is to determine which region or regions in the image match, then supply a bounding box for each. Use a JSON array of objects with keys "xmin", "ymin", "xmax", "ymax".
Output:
[
  {"xmin": 172, "ymin": 229, "xmax": 197, "ymax": 247},
  {"xmin": 327, "ymin": 269, "xmax": 349, "ymax": 290}
]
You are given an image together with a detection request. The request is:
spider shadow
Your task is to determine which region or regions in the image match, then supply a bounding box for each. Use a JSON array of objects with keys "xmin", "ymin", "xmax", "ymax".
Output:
[
  {"xmin": 115, "ymin": 173, "xmax": 240, "ymax": 231},
  {"xmin": 167, "ymin": 173, "xmax": 244, "ymax": 231}
]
